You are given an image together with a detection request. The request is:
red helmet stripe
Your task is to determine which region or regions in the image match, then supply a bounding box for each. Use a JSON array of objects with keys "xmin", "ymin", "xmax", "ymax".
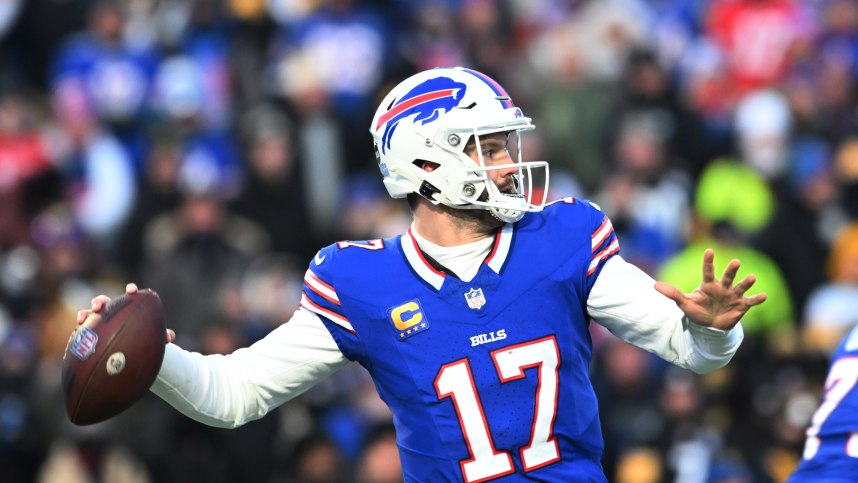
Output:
[{"xmin": 375, "ymin": 89, "xmax": 457, "ymax": 131}]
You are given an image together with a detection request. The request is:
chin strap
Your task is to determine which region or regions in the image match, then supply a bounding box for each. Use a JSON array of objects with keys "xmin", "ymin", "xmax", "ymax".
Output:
[{"xmin": 418, "ymin": 180, "xmax": 443, "ymax": 203}]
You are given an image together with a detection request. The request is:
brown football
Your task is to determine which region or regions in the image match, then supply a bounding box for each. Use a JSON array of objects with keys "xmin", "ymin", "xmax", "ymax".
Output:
[{"xmin": 62, "ymin": 289, "xmax": 166, "ymax": 425}]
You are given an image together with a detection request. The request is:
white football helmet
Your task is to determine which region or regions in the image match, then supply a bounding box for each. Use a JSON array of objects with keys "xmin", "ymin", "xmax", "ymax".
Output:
[{"xmin": 370, "ymin": 67, "xmax": 549, "ymax": 223}]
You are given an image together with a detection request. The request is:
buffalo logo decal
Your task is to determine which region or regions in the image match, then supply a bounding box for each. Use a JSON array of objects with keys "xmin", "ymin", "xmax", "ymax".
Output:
[{"xmin": 375, "ymin": 76, "xmax": 467, "ymax": 153}]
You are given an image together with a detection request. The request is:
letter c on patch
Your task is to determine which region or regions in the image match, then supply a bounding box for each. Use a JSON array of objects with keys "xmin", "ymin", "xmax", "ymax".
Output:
[{"xmin": 391, "ymin": 302, "xmax": 423, "ymax": 330}]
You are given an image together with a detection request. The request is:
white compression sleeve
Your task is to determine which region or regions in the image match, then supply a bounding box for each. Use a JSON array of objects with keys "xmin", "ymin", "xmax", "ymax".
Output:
[
  {"xmin": 587, "ymin": 255, "xmax": 744, "ymax": 374},
  {"xmin": 150, "ymin": 308, "xmax": 349, "ymax": 428}
]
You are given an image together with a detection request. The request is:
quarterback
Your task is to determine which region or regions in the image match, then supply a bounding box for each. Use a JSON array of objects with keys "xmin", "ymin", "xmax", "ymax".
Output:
[{"xmin": 82, "ymin": 67, "xmax": 765, "ymax": 481}]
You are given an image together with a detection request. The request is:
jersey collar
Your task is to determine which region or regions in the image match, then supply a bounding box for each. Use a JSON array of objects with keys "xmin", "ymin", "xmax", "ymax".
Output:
[{"xmin": 400, "ymin": 223, "xmax": 514, "ymax": 291}]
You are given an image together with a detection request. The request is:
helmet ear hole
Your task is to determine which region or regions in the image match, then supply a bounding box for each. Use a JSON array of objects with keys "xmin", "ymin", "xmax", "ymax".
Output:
[{"xmin": 414, "ymin": 160, "xmax": 440, "ymax": 173}]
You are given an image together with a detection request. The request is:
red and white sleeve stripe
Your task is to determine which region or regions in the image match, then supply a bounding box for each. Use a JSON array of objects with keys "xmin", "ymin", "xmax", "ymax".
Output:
[
  {"xmin": 591, "ymin": 217, "xmax": 614, "ymax": 251},
  {"xmin": 588, "ymin": 216, "xmax": 619, "ymax": 276},
  {"xmin": 301, "ymin": 269, "xmax": 354, "ymax": 333},
  {"xmin": 304, "ymin": 269, "xmax": 341, "ymax": 306},
  {"xmin": 588, "ymin": 239, "xmax": 620, "ymax": 275},
  {"xmin": 300, "ymin": 292, "xmax": 354, "ymax": 334}
]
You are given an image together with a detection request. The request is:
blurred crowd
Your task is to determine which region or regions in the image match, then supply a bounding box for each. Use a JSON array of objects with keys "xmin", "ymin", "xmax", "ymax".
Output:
[{"xmin": 1, "ymin": 0, "xmax": 858, "ymax": 482}]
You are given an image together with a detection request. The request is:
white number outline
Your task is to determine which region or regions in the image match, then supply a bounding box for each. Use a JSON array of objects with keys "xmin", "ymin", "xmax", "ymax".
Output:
[
  {"xmin": 434, "ymin": 336, "xmax": 561, "ymax": 481},
  {"xmin": 803, "ymin": 356, "xmax": 858, "ymax": 460},
  {"xmin": 491, "ymin": 336, "xmax": 561, "ymax": 471},
  {"xmin": 435, "ymin": 358, "xmax": 515, "ymax": 482},
  {"xmin": 337, "ymin": 239, "xmax": 384, "ymax": 250}
]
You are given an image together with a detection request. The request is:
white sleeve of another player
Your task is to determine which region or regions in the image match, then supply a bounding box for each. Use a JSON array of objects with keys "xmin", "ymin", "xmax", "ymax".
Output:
[
  {"xmin": 150, "ymin": 308, "xmax": 349, "ymax": 428},
  {"xmin": 587, "ymin": 255, "xmax": 744, "ymax": 374}
]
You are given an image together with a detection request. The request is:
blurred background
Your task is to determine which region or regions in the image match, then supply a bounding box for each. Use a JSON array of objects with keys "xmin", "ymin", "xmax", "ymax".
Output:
[{"xmin": 1, "ymin": 0, "xmax": 857, "ymax": 482}]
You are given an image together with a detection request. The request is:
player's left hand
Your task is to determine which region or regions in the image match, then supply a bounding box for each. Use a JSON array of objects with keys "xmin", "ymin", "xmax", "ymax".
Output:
[
  {"xmin": 76, "ymin": 283, "xmax": 176, "ymax": 343},
  {"xmin": 654, "ymin": 248, "xmax": 767, "ymax": 331}
]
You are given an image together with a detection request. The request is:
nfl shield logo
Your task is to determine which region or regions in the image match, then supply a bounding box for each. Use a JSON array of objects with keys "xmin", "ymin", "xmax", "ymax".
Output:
[
  {"xmin": 71, "ymin": 327, "xmax": 99, "ymax": 361},
  {"xmin": 464, "ymin": 288, "xmax": 486, "ymax": 310}
]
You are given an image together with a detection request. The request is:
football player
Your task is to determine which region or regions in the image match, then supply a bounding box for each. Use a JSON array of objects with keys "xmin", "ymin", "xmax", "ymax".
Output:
[
  {"xmin": 81, "ymin": 67, "xmax": 766, "ymax": 482},
  {"xmin": 789, "ymin": 324, "xmax": 858, "ymax": 482}
]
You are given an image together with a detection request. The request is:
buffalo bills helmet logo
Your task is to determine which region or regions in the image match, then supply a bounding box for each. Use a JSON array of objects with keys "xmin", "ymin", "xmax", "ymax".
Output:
[{"xmin": 375, "ymin": 76, "xmax": 467, "ymax": 153}]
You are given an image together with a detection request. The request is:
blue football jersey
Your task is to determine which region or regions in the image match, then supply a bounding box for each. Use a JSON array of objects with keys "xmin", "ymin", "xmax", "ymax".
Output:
[
  {"xmin": 789, "ymin": 325, "xmax": 858, "ymax": 482},
  {"xmin": 301, "ymin": 198, "xmax": 619, "ymax": 482}
]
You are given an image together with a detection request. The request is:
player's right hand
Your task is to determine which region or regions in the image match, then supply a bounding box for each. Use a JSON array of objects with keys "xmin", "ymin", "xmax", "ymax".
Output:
[{"xmin": 76, "ymin": 283, "xmax": 176, "ymax": 344}]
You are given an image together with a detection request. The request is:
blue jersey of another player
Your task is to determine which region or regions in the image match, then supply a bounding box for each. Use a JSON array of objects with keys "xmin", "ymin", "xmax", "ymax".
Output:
[
  {"xmin": 790, "ymin": 325, "xmax": 858, "ymax": 482},
  {"xmin": 300, "ymin": 198, "xmax": 618, "ymax": 482}
]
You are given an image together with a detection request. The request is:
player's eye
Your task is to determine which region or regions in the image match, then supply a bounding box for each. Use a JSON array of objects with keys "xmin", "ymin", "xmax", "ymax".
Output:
[{"xmin": 483, "ymin": 146, "xmax": 510, "ymax": 160}]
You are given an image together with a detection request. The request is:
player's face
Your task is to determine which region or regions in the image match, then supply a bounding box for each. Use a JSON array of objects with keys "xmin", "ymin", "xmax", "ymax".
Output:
[
  {"xmin": 416, "ymin": 131, "xmax": 520, "ymax": 230},
  {"xmin": 464, "ymin": 132, "xmax": 518, "ymax": 194}
]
